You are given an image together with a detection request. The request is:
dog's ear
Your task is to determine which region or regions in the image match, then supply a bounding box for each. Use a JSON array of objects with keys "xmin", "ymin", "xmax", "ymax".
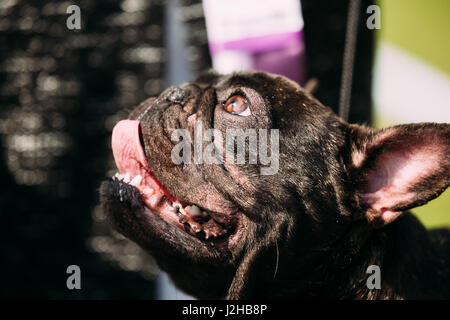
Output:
[{"xmin": 349, "ymin": 123, "xmax": 450, "ymax": 225}]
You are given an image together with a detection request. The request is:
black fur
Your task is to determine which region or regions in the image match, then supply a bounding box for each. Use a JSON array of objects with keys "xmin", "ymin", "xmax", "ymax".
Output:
[{"xmin": 100, "ymin": 71, "xmax": 450, "ymax": 299}]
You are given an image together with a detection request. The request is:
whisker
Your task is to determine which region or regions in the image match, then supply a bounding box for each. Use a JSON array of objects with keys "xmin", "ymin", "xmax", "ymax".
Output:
[{"xmin": 273, "ymin": 240, "xmax": 279, "ymax": 280}]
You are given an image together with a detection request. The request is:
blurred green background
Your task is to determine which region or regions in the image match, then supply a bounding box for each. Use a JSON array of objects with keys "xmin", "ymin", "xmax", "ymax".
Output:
[{"xmin": 375, "ymin": 0, "xmax": 450, "ymax": 228}]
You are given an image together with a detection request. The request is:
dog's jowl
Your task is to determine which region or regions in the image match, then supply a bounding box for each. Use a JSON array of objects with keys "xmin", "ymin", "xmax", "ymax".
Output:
[{"xmin": 100, "ymin": 71, "xmax": 450, "ymax": 299}]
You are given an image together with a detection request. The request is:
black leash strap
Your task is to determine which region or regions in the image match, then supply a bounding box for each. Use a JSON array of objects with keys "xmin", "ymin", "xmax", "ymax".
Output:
[{"xmin": 338, "ymin": 0, "xmax": 361, "ymax": 122}]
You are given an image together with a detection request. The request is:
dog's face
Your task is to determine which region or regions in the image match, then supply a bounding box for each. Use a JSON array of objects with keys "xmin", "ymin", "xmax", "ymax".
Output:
[{"xmin": 100, "ymin": 71, "xmax": 449, "ymax": 299}]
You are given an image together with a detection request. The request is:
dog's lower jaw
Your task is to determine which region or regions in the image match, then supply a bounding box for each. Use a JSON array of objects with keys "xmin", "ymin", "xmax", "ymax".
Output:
[{"xmin": 100, "ymin": 179, "xmax": 242, "ymax": 298}]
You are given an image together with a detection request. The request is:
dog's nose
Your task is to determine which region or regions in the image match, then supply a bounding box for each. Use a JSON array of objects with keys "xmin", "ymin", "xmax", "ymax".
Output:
[{"xmin": 165, "ymin": 86, "xmax": 188, "ymax": 104}]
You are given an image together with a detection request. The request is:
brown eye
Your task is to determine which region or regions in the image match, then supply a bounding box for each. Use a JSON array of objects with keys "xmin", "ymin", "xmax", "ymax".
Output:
[{"xmin": 222, "ymin": 95, "xmax": 251, "ymax": 116}]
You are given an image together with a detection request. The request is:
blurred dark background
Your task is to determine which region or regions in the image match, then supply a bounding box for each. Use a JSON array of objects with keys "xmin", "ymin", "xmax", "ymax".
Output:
[{"xmin": 0, "ymin": 0, "xmax": 373, "ymax": 299}]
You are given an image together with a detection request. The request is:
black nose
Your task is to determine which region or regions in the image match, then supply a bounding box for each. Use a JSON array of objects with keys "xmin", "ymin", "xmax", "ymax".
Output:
[{"xmin": 165, "ymin": 86, "xmax": 188, "ymax": 104}]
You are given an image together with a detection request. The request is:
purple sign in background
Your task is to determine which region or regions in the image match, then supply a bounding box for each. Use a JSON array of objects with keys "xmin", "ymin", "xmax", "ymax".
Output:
[{"xmin": 209, "ymin": 31, "xmax": 306, "ymax": 86}]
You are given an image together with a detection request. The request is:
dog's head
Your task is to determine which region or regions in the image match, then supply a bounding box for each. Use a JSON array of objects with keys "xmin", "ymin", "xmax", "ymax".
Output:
[{"xmin": 100, "ymin": 71, "xmax": 449, "ymax": 299}]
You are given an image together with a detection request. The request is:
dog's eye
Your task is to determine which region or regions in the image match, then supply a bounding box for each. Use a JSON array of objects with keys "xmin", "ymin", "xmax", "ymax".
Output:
[{"xmin": 222, "ymin": 95, "xmax": 251, "ymax": 116}]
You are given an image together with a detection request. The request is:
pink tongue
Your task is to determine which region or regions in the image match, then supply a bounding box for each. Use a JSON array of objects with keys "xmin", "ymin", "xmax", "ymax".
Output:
[
  {"xmin": 110, "ymin": 120, "xmax": 202, "ymax": 228},
  {"xmin": 111, "ymin": 120, "xmax": 148, "ymax": 174},
  {"xmin": 111, "ymin": 120, "xmax": 166, "ymax": 207}
]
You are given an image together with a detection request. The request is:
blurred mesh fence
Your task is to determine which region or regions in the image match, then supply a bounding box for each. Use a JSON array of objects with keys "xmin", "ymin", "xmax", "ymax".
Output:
[{"xmin": 0, "ymin": 0, "xmax": 163, "ymax": 299}]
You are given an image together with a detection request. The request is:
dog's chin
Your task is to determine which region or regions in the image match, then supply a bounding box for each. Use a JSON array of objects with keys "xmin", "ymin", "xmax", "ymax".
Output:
[
  {"xmin": 100, "ymin": 120, "xmax": 244, "ymax": 258},
  {"xmin": 101, "ymin": 178, "xmax": 243, "ymax": 253}
]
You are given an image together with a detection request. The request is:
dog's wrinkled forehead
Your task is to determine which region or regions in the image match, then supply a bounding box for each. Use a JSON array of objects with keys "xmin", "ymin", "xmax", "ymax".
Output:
[
  {"xmin": 194, "ymin": 71, "xmax": 320, "ymax": 123},
  {"xmin": 197, "ymin": 71, "xmax": 300, "ymax": 96}
]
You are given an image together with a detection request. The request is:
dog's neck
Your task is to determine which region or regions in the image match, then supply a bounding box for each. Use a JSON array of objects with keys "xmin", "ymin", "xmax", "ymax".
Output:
[
  {"xmin": 302, "ymin": 213, "xmax": 448, "ymax": 299},
  {"xmin": 239, "ymin": 212, "xmax": 448, "ymax": 299}
]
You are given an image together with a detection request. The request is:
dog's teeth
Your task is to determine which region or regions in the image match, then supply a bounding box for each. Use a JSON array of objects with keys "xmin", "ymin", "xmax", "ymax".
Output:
[
  {"xmin": 185, "ymin": 205, "xmax": 202, "ymax": 216},
  {"xmin": 190, "ymin": 222, "xmax": 202, "ymax": 233},
  {"xmin": 174, "ymin": 203, "xmax": 182, "ymax": 215},
  {"xmin": 129, "ymin": 174, "xmax": 142, "ymax": 186},
  {"xmin": 114, "ymin": 173, "xmax": 127, "ymax": 181},
  {"xmin": 173, "ymin": 202, "xmax": 182, "ymax": 208},
  {"xmin": 179, "ymin": 214, "xmax": 187, "ymax": 224},
  {"xmin": 174, "ymin": 203, "xmax": 189, "ymax": 216},
  {"xmin": 205, "ymin": 230, "xmax": 213, "ymax": 239},
  {"xmin": 123, "ymin": 173, "xmax": 131, "ymax": 183}
]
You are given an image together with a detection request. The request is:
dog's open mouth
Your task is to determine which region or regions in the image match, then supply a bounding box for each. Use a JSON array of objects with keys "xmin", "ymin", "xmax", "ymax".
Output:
[{"xmin": 110, "ymin": 120, "xmax": 236, "ymax": 243}]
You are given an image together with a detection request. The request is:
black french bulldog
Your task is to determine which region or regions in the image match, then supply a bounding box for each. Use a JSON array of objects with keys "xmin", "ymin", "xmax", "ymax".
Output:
[{"xmin": 100, "ymin": 71, "xmax": 450, "ymax": 299}]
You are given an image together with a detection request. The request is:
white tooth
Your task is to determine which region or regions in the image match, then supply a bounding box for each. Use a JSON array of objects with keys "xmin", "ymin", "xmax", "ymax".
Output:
[
  {"xmin": 174, "ymin": 203, "xmax": 184, "ymax": 213},
  {"xmin": 186, "ymin": 205, "xmax": 201, "ymax": 216},
  {"xmin": 123, "ymin": 173, "xmax": 131, "ymax": 183},
  {"xmin": 129, "ymin": 174, "xmax": 142, "ymax": 186}
]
